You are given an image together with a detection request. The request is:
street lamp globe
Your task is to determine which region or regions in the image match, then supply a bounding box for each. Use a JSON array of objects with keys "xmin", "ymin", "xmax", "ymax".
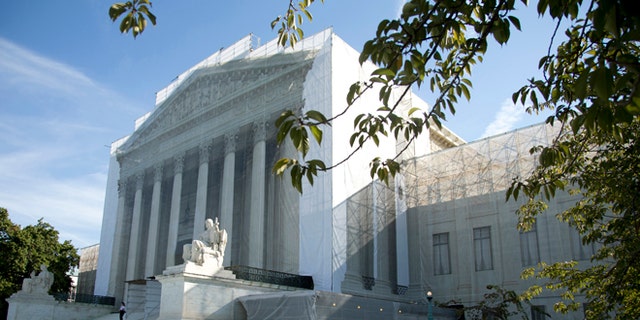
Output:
[{"xmin": 426, "ymin": 291, "xmax": 434, "ymax": 320}]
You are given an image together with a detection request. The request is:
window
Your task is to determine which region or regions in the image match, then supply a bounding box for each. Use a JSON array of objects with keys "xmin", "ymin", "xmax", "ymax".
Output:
[
  {"xmin": 570, "ymin": 226, "xmax": 595, "ymax": 260},
  {"xmin": 520, "ymin": 223, "xmax": 540, "ymax": 266},
  {"xmin": 473, "ymin": 226, "xmax": 493, "ymax": 271},
  {"xmin": 531, "ymin": 305, "xmax": 547, "ymax": 320},
  {"xmin": 433, "ymin": 232, "xmax": 451, "ymax": 275}
]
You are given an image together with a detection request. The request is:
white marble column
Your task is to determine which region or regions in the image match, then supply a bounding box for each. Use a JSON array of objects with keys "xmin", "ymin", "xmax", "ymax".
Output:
[
  {"xmin": 374, "ymin": 183, "xmax": 392, "ymax": 294},
  {"xmin": 193, "ymin": 142, "xmax": 211, "ymax": 240},
  {"xmin": 145, "ymin": 164, "xmax": 163, "ymax": 277},
  {"xmin": 394, "ymin": 174, "xmax": 410, "ymax": 288},
  {"xmin": 279, "ymin": 130, "xmax": 299, "ymax": 273},
  {"xmin": 108, "ymin": 179, "xmax": 127, "ymax": 296},
  {"xmin": 220, "ymin": 131, "xmax": 237, "ymax": 265},
  {"xmin": 248, "ymin": 121, "xmax": 266, "ymax": 268},
  {"xmin": 166, "ymin": 155, "xmax": 184, "ymax": 267},
  {"xmin": 126, "ymin": 172, "xmax": 144, "ymax": 280},
  {"xmin": 372, "ymin": 183, "xmax": 379, "ymax": 280}
]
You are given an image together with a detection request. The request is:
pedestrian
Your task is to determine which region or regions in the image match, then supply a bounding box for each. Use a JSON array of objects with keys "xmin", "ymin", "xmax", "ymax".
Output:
[{"xmin": 119, "ymin": 301, "xmax": 126, "ymax": 320}]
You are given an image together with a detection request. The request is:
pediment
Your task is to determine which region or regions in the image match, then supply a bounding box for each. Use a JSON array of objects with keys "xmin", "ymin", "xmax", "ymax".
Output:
[{"xmin": 118, "ymin": 51, "xmax": 316, "ymax": 155}]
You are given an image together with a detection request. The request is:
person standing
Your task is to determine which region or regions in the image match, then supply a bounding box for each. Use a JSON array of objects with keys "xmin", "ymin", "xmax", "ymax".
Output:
[{"xmin": 119, "ymin": 302, "xmax": 126, "ymax": 320}]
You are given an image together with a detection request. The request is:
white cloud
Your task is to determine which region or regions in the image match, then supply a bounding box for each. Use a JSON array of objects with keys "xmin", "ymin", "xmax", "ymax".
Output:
[
  {"xmin": 0, "ymin": 38, "xmax": 97, "ymax": 97},
  {"xmin": 0, "ymin": 164, "xmax": 107, "ymax": 247},
  {"xmin": 0, "ymin": 123, "xmax": 108, "ymax": 247},
  {"xmin": 480, "ymin": 99, "xmax": 526, "ymax": 138},
  {"xmin": 0, "ymin": 38, "xmax": 139, "ymax": 248}
]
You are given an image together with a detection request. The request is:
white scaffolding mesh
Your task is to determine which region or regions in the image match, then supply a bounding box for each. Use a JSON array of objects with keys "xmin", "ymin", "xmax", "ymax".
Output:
[
  {"xmin": 337, "ymin": 122, "xmax": 563, "ymax": 301},
  {"xmin": 405, "ymin": 123, "xmax": 557, "ymax": 208}
]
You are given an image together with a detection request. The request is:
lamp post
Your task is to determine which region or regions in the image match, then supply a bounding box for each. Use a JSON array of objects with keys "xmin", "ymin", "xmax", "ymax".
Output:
[{"xmin": 426, "ymin": 291, "xmax": 433, "ymax": 320}]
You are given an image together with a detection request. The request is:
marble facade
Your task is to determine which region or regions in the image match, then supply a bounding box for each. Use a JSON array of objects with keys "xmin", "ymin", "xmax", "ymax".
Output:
[
  {"xmin": 339, "ymin": 124, "xmax": 594, "ymax": 319},
  {"xmin": 100, "ymin": 49, "xmax": 315, "ymax": 303},
  {"xmin": 95, "ymin": 29, "xmax": 455, "ymax": 305}
]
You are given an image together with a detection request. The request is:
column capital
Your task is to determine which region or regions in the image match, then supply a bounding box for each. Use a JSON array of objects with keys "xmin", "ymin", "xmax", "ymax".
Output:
[
  {"xmin": 252, "ymin": 120, "xmax": 267, "ymax": 143},
  {"xmin": 117, "ymin": 179, "xmax": 128, "ymax": 198},
  {"xmin": 224, "ymin": 130, "xmax": 239, "ymax": 155},
  {"xmin": 154, "ymin": 163, "xmax": 164, "ymax": 183},
  {"xmin": 174, "ymin": 154, "xmax": 185, "ymax": 175},
  {"xmin": 199, "ymin": 141, "xmax": 212, "ymax": 164},
  {"xmin": 135, "ymin": 172, "xmax": 145, "ymax": 190}
]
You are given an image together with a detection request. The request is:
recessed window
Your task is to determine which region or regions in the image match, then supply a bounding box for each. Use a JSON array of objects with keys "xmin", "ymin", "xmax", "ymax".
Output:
[
  {"xmin": 433, "ymin": 232, "xmax": 451, "ymax": 275},
  {"xmin": 570, "ymin": 226, "xmax": 595, "ymax": 260},
  {"xmin": 531, "ymin": 305, "xmax": 547, "ymax": 320},
  {"xmin": 473, "ymin": 226, "xmax": 493, "ymax": 271},
  {"xmin": 520, "ymin": 223, "xmax": 540, "ymax": 266}
]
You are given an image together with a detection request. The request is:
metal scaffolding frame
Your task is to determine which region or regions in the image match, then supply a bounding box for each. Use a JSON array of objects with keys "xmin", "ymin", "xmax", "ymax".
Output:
[
  {"xmin": 404, "ymin": 123, "xmax": 556, "ymax": 208},
  {"xmin": 339, "ymin": 122, "xmax": 562, "ymax": 300}
]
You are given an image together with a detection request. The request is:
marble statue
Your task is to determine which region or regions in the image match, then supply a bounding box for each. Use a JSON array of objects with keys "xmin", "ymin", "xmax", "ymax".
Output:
[
  {"xmin": 183, "ymin": 217, "xmax": 228, "ymax": 266},
  {"xmin": 21, "ymin": 264, "xmax": 54, "ymax": 294}
]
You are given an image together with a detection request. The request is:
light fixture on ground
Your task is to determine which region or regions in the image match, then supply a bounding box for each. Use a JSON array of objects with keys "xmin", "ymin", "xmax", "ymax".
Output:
[{"xmin": 427, "ymin": 291, "xmax": 433, "ymax": 320}]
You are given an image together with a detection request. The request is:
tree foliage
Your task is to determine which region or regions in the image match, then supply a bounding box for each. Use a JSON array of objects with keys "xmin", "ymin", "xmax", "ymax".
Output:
[
  {"xmin": 274, "ymin": 0, "xmax": 521, "ymax": 189},
  {"xmin": 503, "ymin": 1, "xmax": 640, "ymax": 318},
  {"xmin": 0, "ymin": 208, "xmax": 79, "ymax": 314},
  {"xmin": 108, "ymin": 0, "xmax": 639, "ymax": 318},
  {"xmin": 275, "ymin": 2, "xmax": 640, "ymax": 317},
  {"xmin": 463, "ymin": 285, "xmax": 547, "ymax": 320},
  {"xmin": 271, "ymin": 0, "xmax": 325, "ymax": 48},
  {"xmin": 514, "ymin": 117, "xmax": 640, "ymax": 319},
  {"xmin": 109, "ymin": 0, "xmax": 156, "ymax": 39}
]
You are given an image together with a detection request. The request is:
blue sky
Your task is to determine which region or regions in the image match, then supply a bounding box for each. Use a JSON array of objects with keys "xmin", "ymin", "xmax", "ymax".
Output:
[{"xmin": 0, "ymin": 1, "xmax": 560, "ymax": 248}]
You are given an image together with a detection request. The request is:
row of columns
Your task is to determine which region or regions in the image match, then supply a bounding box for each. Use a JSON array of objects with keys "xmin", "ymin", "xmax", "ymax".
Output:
[
  {"xmin": 342, "ymin": 183, "xmax": 401, "ymax": 295},
  {"xmin": 116, "ymin": 121, "xmax": 268, "ymax": 284}
]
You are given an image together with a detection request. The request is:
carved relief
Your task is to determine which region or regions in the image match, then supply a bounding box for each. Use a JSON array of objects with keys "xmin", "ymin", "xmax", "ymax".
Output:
[
  {"xmin": 135, "ymin": 173, "xmax": 145, "ymax": 190},
  {"xmin": 174, "ymin": 155, "xmax": 185, "ymax": 175},
  {"xmin": 118, "ymin": 53, "xmax": 316, "ymax": 173},
  {"xmin": 117, "ymin": 180, "xmax": 128, "ymax": 198},
  {"xmin": 224, "ymin": 130, "xmax": 239, "ymax": 155},
  {"xmin": 199, "ymin": 141, "xmax": 212, "ymax": 164},
  {"xmin": 154, "ymin": 163, "xmax": 163, "ymax": 183},
  {"xmin": 252, "ymin": 121, "xmax": 267, "ymax": 143}
]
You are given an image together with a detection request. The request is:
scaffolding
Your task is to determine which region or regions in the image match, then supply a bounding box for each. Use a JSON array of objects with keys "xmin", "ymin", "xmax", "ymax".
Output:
[
  {"xmin": 337, "ymin": 122, "xmax": 563, "ymax": 301},
  {"xmin": 404, "ymin": 122, "xmax": 557, "ymax": 208}
]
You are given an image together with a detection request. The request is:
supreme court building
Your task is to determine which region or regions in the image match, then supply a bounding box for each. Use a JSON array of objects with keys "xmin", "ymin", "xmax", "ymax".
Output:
[{"xmin": 94, "ymin": 29, "xmax": 592, "ymax": 319}]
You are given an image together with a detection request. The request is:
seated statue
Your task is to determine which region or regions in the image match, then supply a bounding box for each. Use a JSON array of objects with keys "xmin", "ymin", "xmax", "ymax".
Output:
[
  {"xmin": 21, "ymin": 265, "xmax": 53, "ymax": 294},
  {"xmin": 183, "ymin": 217, "xmax": 227, "ymax": 266}
]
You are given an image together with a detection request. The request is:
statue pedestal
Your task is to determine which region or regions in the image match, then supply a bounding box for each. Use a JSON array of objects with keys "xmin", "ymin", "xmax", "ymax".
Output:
[
  {"xmin": 6, "ymin": 292, "xmax": 56, "ymax": 320},
  {"xmin": 156, "ymin": 268, "xmax": 288, "ymax": 320},
  {"xmin": 163, "ymin": 257, "xmax": 223, "ymax": 277}
]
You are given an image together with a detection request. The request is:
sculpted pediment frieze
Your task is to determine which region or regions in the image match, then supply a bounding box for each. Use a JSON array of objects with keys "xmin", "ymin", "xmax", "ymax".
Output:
[{"xmin": 118, "ymin": 51, "xmax": 316, "ymax": 155}]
